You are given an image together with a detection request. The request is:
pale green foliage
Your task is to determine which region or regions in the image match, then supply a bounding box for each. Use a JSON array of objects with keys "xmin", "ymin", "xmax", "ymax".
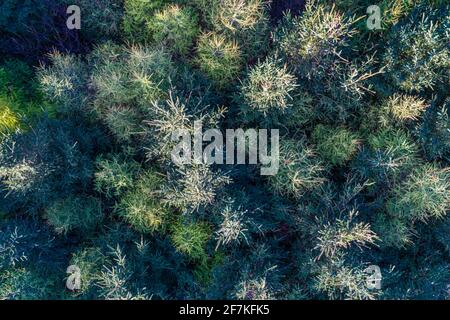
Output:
[
  {"xmin": 0, "ymin": 160, "xmax": 37, "ymax": 193},
  {"xmin": 196, "ymin": 32, "xmax": 243, "ymax": 87},
  {"xmin": 269, "ymin": 139, "xmax": 326, "ymax": 197},
  {"xmin": 235, "ymin": 276, "xmax": 273, "ymax": 300},
  {"xmin": 210, "ymin": 0, "xmax": 270, "ymax": 57},
  {"xmin": 313, "ymin": 125, "xmax": 360, "ymax": 166},
  {"xmin": 383, "ymin": 6, "xmax": 449, "ymax": 92},
  {"xmin": 90, "ymin": 43, "xmax": 174, "ymax": 113},
  {"xmin": 94, "ymin": 155, "xmax": 140, "ymax": 198},
  {"xmin": 148, "ymin": 4, "xmax": 199, "ymax": 55},
  {"xmin": 44, "ymin": 196, "xmax": 103, "ymax": 234},
  {"xmin": 363, "ymin": 95, "xmax": 429, "ymax": 132},
  {"xmin": 115, "ymin": 170, "xmax": 170, "ymax": 233},
  {"xmin": 274, "ymin": 1, "xmax": 356, "ymax": 79},
  {"xmin": 96, "ymin": 245, "xmax": 148, "ymax": 300},
  {"xmin": 215, "ymin": 205, "xmax": 249, "ymax": 249},
  {"xmin": 382, "ymin": 95, "xmax": 428, "ymax": 123},
  {"xmin": 171, "ymin": 220, "xmax": 211, "ymax": 260},
  {"xmin": 241, "ymin": 57, "xmax": 298, "ymax": 114},
  {"xmin": 144, "ymin": 92, "xmax": 226, "ymax": 160},
  {"xmin": 211, "ymin": 0, "xmax": 267, "ymax": 32},
  {"xmin": 273, "ymin": 1, "xmax": 381, "ymax": 121},
  {"xmin": 315, "ymin": 210, "xmax": 379, "ymax": 259}
]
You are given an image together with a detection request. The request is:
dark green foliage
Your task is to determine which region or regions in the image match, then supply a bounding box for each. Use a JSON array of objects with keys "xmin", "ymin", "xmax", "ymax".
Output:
[
  {"xmin": 62, "ymin": 0, "xmax": 124, "ymax": 42},
  {"xmin": 0, "ymin": 117, "xmax": 108, "ymax": 213},
  {"xmin": 269, "ymin": 139, "xmax": 326, "ymax": 198},
  {"xmin": 0, "ymin": 0, "xmax": 84, "ymax": 60}
]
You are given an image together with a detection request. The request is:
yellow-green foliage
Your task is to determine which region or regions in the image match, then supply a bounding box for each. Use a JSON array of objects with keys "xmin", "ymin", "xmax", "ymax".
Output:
[
  {"xmin": 386, "ymin": 164, "xmax": 450, "ymax": 222},
  {"xmin": 68, "ymin": 248, "xmax": 105, "ymax": 296},
  {"xmin": 44, "ymin": 196, "xmax": 104, "ymax": 234},
  {"xmin": 0, "ymin": 59, "xmax": 55, "ymax": 133},
  {"xmin": 269, "ymin": 139, "xmax": 326, "ymax": 198}
]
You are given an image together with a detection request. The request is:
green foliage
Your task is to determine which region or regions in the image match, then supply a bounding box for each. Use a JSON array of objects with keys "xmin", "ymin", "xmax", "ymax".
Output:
[
  {"xmin": 269, "ymin": 139, "xmax": 326, "ymax": 198},
  {"xmin": 273, "ymin": 1, "xmax": 382, "ymax": 122},
  {"xmin": 94, "ymin": 155, "xmax": 140, "ymax": 198},
  {"xmin": 373, "ymin": 214, "xmax": 413, "ymax": 248},
  {"xmin": 315, "ymin": 210, "xmax": 379, "ymax": 259},
  {"xmin": 314, "ymin": 258, "xmax": 379, "ymax": 300},
  {"xmin": 1, "ymin": 59, "xmax": 54, "ymax": 132},
  {"xmin": 0, "ymin": 117, "xmax": 107, "ymax": 213},
  {"xmin": 122, "ymin": 0, "xmax": 168, "ymax": 42},
  {"xmin": 115, "ymin": 170, "xmax": 170, "ymax": 233},
  {"xmin": 44, "ymin": 195, "xmax": 104, "ymax": 234},
  {"xmin": 209, "ymin": 0, "xmax": 270, "ymax": 58},
  {"xmin": 165, "ymin": 164, "xmax": 231, "ymax": 211},
  {"xmin": 417, "ymin": 99, "xmax": 449, "ymax": 160},
  {"xmin": 386, "ymin": 164, "xmax": 449, "ymax": 222},
  {"xmin": 171, "ymin": 220, "xmax": 211, "ymax": 260},
  {"xmin": 147, "ymin": 4, "xmax": 199, "ymax": 55},
  {"xmin": 0, "ymin": 101, "xmax": 20, "ymax": 134},
  {"xmin": 383, "ymin": 5, "xmax": 449, "ymax": 93},
  {"xmin": 1, "ymin": 0, "xmax": 448, "ymax": 301},
  {"xmin": 234, "ymin": 276, "xmax": 274, "ymax": 300},
  {"xmin": 68, "ymin": 248, "xmax": 105, "ymax": 296},
  {"xmin": 0, "ymin": 267, "xmax": 54, "ymax": 300},
  {"xmin": 195, "ymin": 32, "xmax": 243, "ymax": 88},
  {"xmin": 240, "ymin": 57, "xmax": 298, "ymax": 114},
  {"xmin": 38, "ymin": 51, "xmax": 89, "ymax": 116},
  {"xmin": 215, "ymin": 205, "xmax": 249, "ymax": 249},
  {"xmin": 312, "ymin": 125, "xmax": 360, "ymax": 166},
  {"xmin": 90, "ymin": 43, "xmax": 174, "ymax": 112},
  {"xmin": 63, "ymin": 0, "xmax": 124, "ymax": 42}
]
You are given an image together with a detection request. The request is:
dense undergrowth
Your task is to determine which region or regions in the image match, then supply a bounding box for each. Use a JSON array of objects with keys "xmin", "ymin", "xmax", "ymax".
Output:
[{"xmin": 0, "ymin": 0, "xmax": 448, "ymax": 300}]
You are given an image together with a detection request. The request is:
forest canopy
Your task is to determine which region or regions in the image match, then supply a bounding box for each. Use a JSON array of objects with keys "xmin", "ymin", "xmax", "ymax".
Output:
[{"xmin": 0, "ymin": 0, "xmax": 448, "ymax": 300}]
